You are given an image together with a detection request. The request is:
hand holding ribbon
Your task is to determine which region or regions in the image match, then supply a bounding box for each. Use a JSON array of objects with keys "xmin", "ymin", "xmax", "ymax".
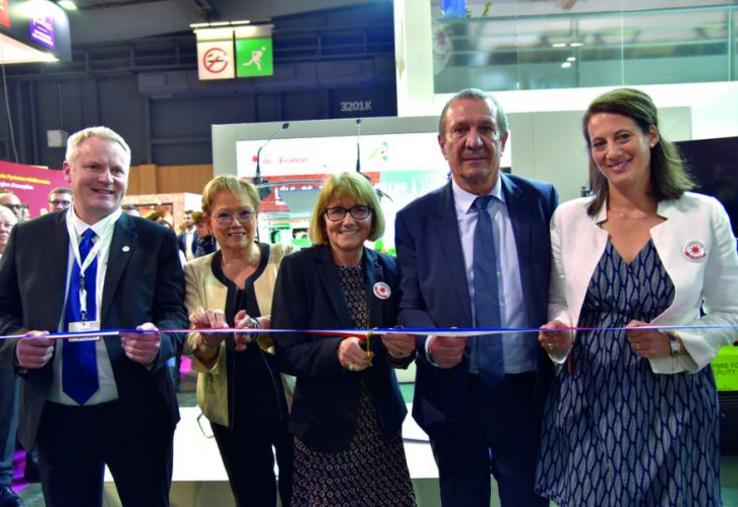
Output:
[
  {"xmin": 15, "ymin": 331, "xmax": 53, "ymax": 369},
  {"xmin": 120, "ymin": 322, "xmax": 160, "ymax": 366},
  {"xmin": 381, "ymin": 332, "xmax": 415, "ymax": 359},
  {"xmin": 189, "ymin": 308, "xmax": 228, "ymax": 350},
  {"xmin": 538, "ymin": 320, "xmax": 574, "ymax": 360},
  {"xmin": 626, "ymin": 320, "xmax": 672, "ymax": 358},
  {"xmin": 339, "ymin": 336, "xmax": 372, "ymax": 372},
  {"xmin": 428, "ymin": 334, "xmax": 467, "ymax": 368},
  {"xmin": 233, "ymin": 309, "xmax": 262, "ymax": 352}
]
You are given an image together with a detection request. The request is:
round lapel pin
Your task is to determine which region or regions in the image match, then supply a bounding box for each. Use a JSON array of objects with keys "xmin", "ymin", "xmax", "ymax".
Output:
[
  {"xmin": 373, "ymin": 282, "xmax": 391, "ymax": 300},
  {"xmin": 122, "ymin": 245, "xmax": 131, "ymax": 252},
  {"xmin": 682, "ymin": 240, "xmax": 706, "ymax": 262}
]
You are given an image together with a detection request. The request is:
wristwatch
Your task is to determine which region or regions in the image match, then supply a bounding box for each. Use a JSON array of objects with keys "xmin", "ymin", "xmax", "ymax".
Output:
[{"xmin": 666, "ymin": 332, "xmax": 681, "ymax": 357}]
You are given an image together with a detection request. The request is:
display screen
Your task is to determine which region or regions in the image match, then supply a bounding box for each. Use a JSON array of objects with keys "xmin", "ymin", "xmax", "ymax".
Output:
[{"xmin": 676, "ymin": 136, "xmax": 738, "ymax": 239}]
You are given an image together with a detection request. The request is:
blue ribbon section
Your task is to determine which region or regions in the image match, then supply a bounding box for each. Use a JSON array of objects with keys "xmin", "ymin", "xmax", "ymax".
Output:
[{"xmin": 1, "ymin": 323, "xmax": 737, "ymax": 341}]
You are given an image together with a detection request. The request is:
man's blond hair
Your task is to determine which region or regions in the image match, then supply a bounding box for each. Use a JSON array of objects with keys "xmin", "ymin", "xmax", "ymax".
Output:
[{"xmin": 65, "ymin": 126, "xmax": 131, "ymax": 167}]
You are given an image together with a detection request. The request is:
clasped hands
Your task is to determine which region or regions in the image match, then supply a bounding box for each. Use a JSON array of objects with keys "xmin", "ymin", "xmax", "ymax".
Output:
[
  {"xmin": 189, "ymin": 308, "xmax": 263, "ymax": 353},
  {"xmin": 339, "ymin": 332, "xmax": 415, "ymax": 372},
  {"xmin": 15, "ymin": 322, "xmax": 162, "ymax": 369},
  {"xmin": 538, "ymin": 319, "xmax": 674, "ymax": 359}
]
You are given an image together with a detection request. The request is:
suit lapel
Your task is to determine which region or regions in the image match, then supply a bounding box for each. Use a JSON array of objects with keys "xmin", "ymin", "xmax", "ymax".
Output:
[
  {"xmin": 502, "ymin": 175, "xmax": 533, "ymax": 313},
  {"xmin": 46, "ymin": 214, "xmax": 70, "ymax": 328},
  {"xmin": 101, "ymin": 213, "xmax": 135, "ymax": 324},
  {"xmin": 363, "ymin": 249, "xmax": 383, "ymax": 329},
  {"xmin": 315, "ymin": 246, "xmax": 354, "ymax": 329},
  {"xmin": 434, "ymin": 183, "xmax": 473, "ymax": 325}
]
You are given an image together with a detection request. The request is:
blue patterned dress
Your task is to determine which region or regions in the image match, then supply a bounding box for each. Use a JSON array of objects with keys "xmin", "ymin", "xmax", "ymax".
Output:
[{"xmin": 536, "ymin": 240, "xmax": 721, "ymax": 506}]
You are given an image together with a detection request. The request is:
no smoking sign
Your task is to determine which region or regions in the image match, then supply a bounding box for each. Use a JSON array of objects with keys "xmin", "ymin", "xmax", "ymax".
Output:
[
  {"xmin": 197, "ymin": 41, "xmax": 235, "ymax": 80},
  {"xmin": 203, "ymin": 47, "xmax": 228, "ymax": 73}
]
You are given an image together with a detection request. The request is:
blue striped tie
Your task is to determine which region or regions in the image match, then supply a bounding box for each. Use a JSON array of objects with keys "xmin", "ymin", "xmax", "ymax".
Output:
[
  {"xmin": 62, "ymin": 228, "xmax": 99, "ymax": 404},
  {"xmin": 472, "ymin": 196, "xmax": 504, "ymax": 387}
]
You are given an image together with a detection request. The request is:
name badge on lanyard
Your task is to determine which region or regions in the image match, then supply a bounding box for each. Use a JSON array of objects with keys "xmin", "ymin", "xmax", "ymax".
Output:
[
  {"xmin": 68, "ymin": 320, "xmax": 101, "ymax": 342},
  {"xmin": 66, "ymin": 220, "xmax": 114, "ymax": 342}
]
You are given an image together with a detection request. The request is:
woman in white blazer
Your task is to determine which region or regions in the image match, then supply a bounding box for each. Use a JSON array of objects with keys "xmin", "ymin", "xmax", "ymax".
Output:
[{"xmin": 535, "ymin": 88, "xmax": 738, "ymax": 507}]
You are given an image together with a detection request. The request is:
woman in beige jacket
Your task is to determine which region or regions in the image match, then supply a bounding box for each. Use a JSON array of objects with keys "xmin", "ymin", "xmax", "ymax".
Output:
[{"xmin": 185, "ymin": 175, "xmax": 295, "ymax": 507}]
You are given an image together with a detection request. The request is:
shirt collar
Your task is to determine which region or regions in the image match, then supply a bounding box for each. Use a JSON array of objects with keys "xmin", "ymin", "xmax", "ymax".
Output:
[
  {"xmin": 451, "ymin": 175, "xmax": 505, "ymax": 214},
  {"xmin": 67, "ymin": 206, "xmax": 123, "ymax": 237}
]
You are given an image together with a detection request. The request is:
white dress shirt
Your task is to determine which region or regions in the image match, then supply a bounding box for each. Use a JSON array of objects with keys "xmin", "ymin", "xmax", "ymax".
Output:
[
  {"xmin": 184, "ymin": 230, "xmax": 195, "ymax": 261},
  {"xmin": 451, "ymin": 178, "xmax": 538, "ymax": 374}
]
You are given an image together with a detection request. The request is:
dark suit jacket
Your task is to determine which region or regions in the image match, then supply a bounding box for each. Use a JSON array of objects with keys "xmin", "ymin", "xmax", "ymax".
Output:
[
  {"xmin": 271, "ymin": 245, "xmax": 411, "ymax": 453},
  {"xmin": 177, "ymin": 230, "xmax": 198, "ymax": 256},
  {"xmin": 395, "ymin": 174, "xmax": 558, "ymax": 439},
  {"xmin": 194, "ymin": 235, "xmax": 217, "ymax": 258},
  {"xmin": 0, "ymin": 212, "xmax": 188, "ymax": 449}
]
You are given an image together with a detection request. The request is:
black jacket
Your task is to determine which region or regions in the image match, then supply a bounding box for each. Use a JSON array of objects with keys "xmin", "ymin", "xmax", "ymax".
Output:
[{"xmin": 271, "ymin": 245, "xmax": 412, "ymax": 452}]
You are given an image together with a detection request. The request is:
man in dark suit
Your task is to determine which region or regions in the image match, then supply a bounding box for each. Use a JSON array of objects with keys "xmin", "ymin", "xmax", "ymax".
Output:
[
  {"xmin": 395, "ymin": 89, "xmax": 558, "ymax": 506},
  {"xmin": 0, "ymin": 126, "xmax": 187, "ymax": 507},
  {"xmin": 176, "ymin": 209, "xmax": 197, "ymax": 261}
]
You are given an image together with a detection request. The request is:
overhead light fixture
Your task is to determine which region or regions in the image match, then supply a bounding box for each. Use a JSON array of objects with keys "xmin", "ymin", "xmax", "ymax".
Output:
[
  {"xmin": 566, "ymin": 56, "xmax": 576, "ymax": 62},
  {"xmin": 561, "ymin": 61, "xmax": 572, "ymax": 68},
  {"xmin": 570, "ymin": 42, "xmax": 584, "ymax": 47},
  {"xmin": 552, "ymin": 42, "xmax": 567, "ymax": 48},
  {"xmin": 190, "ymin": 20, "xmax": 252, "ymax": 29},
  {"xmin": 0, "ymin": 33, "xmax": 59, "ymax": 63},
  {"xmin": 57, "ymin": 0, "xmax": 77, "ymax": 10}
]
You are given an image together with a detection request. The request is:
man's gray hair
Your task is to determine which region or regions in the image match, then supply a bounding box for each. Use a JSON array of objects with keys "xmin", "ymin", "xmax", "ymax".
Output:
[
  {"xmin": 65, "ymin": 126, "xmax": 131, "ymax": 166},
  {"xmin": 438, "ymin": 88, "xmax": 509, "ymax": 137}
]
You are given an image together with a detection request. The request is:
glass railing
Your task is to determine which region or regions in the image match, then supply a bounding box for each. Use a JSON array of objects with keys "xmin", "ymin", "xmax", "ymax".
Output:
[{"xmin": 431, "ymin": 3, "xmax": 738, "ymax": 92}]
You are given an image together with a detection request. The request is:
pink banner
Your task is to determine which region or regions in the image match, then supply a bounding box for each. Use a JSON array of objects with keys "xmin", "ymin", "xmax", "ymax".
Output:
[{"xmin": 0, "ymin": 160, "xmax": 67, "ymax": 218}]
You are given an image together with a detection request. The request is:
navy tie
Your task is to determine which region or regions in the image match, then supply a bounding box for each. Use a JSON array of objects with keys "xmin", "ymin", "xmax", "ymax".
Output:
[
  {"xmin": 472, "ymin": 196, "xmax": 504, "ymax": 387},
  {"xmin": 62, "ymin": 228, "xmax": 99, "ymax": 405}
]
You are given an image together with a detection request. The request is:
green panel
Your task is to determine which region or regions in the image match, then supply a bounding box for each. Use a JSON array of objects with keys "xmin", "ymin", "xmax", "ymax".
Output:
[
  {"xmin": 399, "ymin": 382, "xmax": 415, "ymax": 403},
  {"xmin": 713, "ymin": 345, "xmax": 738, "ymax": 392},
  {"xmin": 235, "ymin": 37, "xmax": 274, "ymax": 77}
]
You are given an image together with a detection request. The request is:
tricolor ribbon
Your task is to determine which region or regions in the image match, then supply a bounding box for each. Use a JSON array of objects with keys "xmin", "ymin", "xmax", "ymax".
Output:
[{"xmin": 1, "ymin": 324, "xmax": 737, "ymax": 341}]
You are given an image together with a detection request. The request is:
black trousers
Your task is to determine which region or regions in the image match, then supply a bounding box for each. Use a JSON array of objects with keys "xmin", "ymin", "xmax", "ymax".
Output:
[
  {"xmin": 37, "ymin": 400, "xmax": 175, "ymax": 507},
  {"xmin": 430, "ymin": 372, "xmax": 549, "ymax": 507},
  {"xmin": 211, "ymin": 416, "xmax": 293, "ymax": 507},
  {"xmin": 0, "ymin": 369, "xmax": 18, "ymax": 488}
]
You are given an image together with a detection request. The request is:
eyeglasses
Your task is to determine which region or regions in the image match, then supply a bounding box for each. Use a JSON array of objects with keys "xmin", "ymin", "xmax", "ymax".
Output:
[
  {"xmin": 1, "ymin": 204, "xmax": 22, "ymax": 211},
  {"xmin": 49, "ymin": 199, "xmax": 72, "ymax": 208},
  {"xmin": 324, "ymin": 205, "xmax": 372, "ymax": 222},
  {"xmin": 213, "ymin": 210, "xmax": 255, "ymax": 225}
]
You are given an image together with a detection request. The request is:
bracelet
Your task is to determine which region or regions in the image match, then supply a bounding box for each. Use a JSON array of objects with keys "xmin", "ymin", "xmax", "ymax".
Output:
[{"xmin": 666, "ymin": 332, "xmax": 681, "ymax": 357}]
